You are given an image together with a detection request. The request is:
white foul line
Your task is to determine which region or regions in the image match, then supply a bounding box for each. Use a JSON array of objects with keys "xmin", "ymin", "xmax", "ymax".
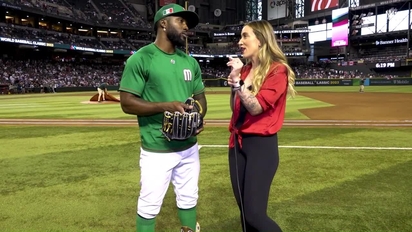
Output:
[{"xmin": 199, "ymin": 144, "xmax": 412, "ymax": 150}]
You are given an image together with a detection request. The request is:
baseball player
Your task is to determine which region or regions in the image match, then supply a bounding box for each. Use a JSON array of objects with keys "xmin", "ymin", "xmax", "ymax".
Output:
[
  {"xmin": 118, "ymin": 3, "xmax": 207, "ymax": 232},
  {"xmin": 97, "ymin": 82, "xmax": 108, "ymax": 102},
  {"xmin": 359, "ymin": 78, "xmax": 365, "ymax": 92}
]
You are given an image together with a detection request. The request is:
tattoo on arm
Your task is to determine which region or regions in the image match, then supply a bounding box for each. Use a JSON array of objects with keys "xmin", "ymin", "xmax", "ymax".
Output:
[{"xmin": 237, "ymin": 87, "xmax": 263, "ymax": 115}]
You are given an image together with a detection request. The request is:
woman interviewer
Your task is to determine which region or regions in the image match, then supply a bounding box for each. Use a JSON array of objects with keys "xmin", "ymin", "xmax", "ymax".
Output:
[{"xmin": 226, "ymin": 20, "xmax": 297, "ymax": 232}]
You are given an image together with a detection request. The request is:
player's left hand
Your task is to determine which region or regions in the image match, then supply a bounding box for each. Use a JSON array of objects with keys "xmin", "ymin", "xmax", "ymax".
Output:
[
  {"xmin": 160, "ymin": 98, "xmax": 204, "ymax": 141},
  {"xmin": 195, "ymin": 121, "xmax": 206, "ymax": 135}
]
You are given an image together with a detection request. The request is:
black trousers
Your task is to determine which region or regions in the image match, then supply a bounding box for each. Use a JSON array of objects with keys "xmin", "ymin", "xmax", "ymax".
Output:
[{"xmin": 228, "ymin": 133, "xmax": 282, "ymax": 232}]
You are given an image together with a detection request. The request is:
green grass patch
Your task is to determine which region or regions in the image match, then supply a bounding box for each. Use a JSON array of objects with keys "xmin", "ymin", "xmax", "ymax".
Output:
[
  {"xmin": 0, "ymin": 126, "xmax": 411, "ymax": 232},
  {"xmin": 1, "ymin": 85, "xmax": 410, "ymax": 120},
  {"xmin": 0, "ymin": 92, "xmax": 331, "ymax": 120}
]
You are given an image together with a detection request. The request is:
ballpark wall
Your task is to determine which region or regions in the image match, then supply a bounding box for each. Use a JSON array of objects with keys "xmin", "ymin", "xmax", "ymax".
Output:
[
  {"xmin": 7, "ymin": 78, "xmax": 412, "ymax": 94},
  {"xmin": 294, "ymin": 79, "xmax": 353, "ymax": 86},
  {"xmin": 294, "ymin": 78, "xmax": 412, "ymax": 86}
]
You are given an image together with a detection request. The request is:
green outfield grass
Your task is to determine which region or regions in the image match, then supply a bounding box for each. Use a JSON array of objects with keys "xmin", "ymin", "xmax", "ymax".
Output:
[
  {"xmin": 0, "ymin": 86, "xmax": 412, "ymax": 120},
  {"xmin": 1, "ymin": 85, "xmax": 410, "ymax": 120},
  {"xmin": 1, "ymin": 86, "xmax": 411, "ymax": 231},
  {"xmin": 0, "ymin": 126, "xmax": 411, "ymax": 232},
  {"xmin": 0, "ymin": 91, "xmax": 332, "ymax": 120}
]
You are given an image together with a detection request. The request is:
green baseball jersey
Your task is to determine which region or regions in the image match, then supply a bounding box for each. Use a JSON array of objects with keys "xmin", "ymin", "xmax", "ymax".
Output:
[{"xmin": 119, "ymin": 43, "xmax": 205, "ymax": 152}]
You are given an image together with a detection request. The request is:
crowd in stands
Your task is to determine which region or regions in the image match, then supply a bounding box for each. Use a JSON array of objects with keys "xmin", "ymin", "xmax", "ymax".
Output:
[
  {"xmin": 293, "ymin": 64, "xmax": 367, "ymax": 79},
  {"xmin": 292, "ymin": 62, "xmax": 406, "ymax": 79},
  {"xmin": 1, "ymin": 0, "xmax": 308, "ymax": 57},
  {"xmin": 354, "ymin": 45, "xmax": 407, "ymax": 64},
  {"xmin": 0, "ymin": 23, "xmax": 106, "ymax": 49},
  {"xmin": 200, "ymin": 64, "xmax": 230, "ymax": 79},
  {"xmin": 0, "ymin": 0, "xmax": 409, "ymax": 94},
  {"xmin": 0, "ymin": 21, "xmax": 240, "ymax": 55},
  {"xmin": 0, "ymin": 27, "xmax": 406, "ymax": 94},
  {"xmin": 92, "ymin": 0, "xmax": 141, "ymax": 27},
  {"xmin": 2, "ymin": 0, "xmax": 409, "ymax": 62},
  {"xmin": 2, "ymin": 57, "xmax": 404, "ymax": 94},
  {"xmin": 2, "ymin": 0, "xmax": 300, "ymax": 55},
  {"xmin": 4, "ymin": 0, "xmax": 150, "ymax": 28},
  {"xmin": 1, "ymin": 59, "xmax": 122, "ymax": 93}
]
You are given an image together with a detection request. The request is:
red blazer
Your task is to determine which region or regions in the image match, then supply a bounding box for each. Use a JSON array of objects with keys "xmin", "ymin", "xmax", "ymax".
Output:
[{"xmin": 228, "ymin": 62, "xmax": 288, "ymax": 148}]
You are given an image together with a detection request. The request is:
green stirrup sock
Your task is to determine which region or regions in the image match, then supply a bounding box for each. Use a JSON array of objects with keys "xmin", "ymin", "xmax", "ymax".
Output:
[
  {"xmin": 136, "ymin": 214, "xmax": 156, "ymax": 232},
  {"xmin": 178, "ymin": 207, "xmax": 197, "ymax": 230}
]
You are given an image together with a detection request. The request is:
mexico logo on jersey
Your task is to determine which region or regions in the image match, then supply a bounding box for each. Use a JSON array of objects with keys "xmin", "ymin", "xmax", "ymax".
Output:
[{"xmin": 183, "ymin": 69, "xmax": 192, "ymax": 81}]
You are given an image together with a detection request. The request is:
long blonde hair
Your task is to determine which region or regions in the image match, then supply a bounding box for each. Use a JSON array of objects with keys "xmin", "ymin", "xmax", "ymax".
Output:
[{"xmin": 243, "ymin": 20, "xmax": 297, "ymax": 98}]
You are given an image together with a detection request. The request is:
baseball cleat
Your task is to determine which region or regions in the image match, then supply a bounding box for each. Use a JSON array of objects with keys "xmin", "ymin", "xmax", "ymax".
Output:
[
  {"xmin": 180, "ymin": 222, "xmax": 200, "ymax": 232},
  {"xmin": 180, "ymin": 226, "xmax": 194, "ymax": 232}
]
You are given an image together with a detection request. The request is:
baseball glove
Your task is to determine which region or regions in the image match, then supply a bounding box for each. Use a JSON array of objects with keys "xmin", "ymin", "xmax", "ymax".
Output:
[{"xmin": 161, "ymin": 97, "xmax": 204, "ymax": 141}]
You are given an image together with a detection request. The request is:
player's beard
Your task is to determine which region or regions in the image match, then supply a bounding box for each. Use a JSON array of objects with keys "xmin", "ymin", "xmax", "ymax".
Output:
[{"xmin": 166, "ymin": 27, "xmax": 186, "ymax": 47}]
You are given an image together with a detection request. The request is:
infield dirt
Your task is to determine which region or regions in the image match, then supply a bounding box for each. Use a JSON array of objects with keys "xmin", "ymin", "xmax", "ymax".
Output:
[
  {"xmin": 298, "ymin": 92, "xmax": 412, "ymax": 120},
  {"xmin": 206, "ymin": 90, "xmax": 412, "ymax": 121}
]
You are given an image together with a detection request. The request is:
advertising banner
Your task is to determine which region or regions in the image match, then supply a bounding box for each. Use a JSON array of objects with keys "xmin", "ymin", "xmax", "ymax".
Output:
[
  {"xmin": 340, "ymin": 79, "xmax": 353, "ymax": 86},
  {"xmin": 331, "ymin": 7, "xmax": 349, "ymax": 47},
  {"xmin": 213, "ymin": 32, "xmax": 236, "ymax": 37},
  {"xmin": 267, "ymin": 0, "xmax": 288, "ymax": 20},
  {"xmin": 293, "ymin": 78, "xmax": 412, "ymax": 86},
  {"xmin": 311, "ymin": 0, "xmax": 338, "ymax": 12},
  {"xmin": 375, "ymin": 38, "xmax": 408, "ymax": 46},
  {"xmin": 294, "ymin": 79, "xmax": 353, "ymax": 86},
  {"xmin": 0, "ymin": 37, "xmax": 52, "ymax": 47},
  {"xmin": 1, "ymin": 31, "xmax": 308, "ymax": 57},
  {"xmin": 369, "ymin": 78, "xmax": 412, "ymax": 85}
]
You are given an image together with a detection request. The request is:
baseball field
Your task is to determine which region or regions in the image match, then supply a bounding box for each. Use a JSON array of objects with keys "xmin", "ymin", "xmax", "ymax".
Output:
[{"xmin": 0, "ymin": 85, "xmax": 411, "ymax": 232}]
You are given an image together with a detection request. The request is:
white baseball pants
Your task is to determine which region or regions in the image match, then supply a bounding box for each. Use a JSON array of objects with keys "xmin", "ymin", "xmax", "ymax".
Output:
[{"xmin": 137, "ymin": 143, "xmax": 200, "ymax": 219}]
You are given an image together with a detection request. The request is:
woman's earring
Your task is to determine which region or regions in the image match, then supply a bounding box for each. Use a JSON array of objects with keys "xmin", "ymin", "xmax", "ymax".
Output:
[{"xmin": 163, "ymin": 27, "xmax": 166, "ymax": 31}]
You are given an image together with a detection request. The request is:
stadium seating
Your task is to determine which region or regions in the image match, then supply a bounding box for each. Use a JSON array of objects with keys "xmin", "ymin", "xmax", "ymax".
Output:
[
  {"xmin": 1, "ymin": 0, "xmax": 408, "ymax": 94},
  {"xmin": 1, "ymin": 59, "xmax": 122, "ymax": 93}
]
